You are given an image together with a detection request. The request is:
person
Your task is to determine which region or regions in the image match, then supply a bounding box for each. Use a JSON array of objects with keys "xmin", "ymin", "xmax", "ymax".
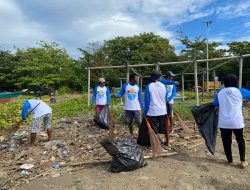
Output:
[
  {"xmin": 117, "ymin": 74, "xmax": 144, "ymax": 137},
  {"xmin": 21, "ymin": 99, "xmax": 52, "ymax": 146},
  {"xmin": 144, "ymin": 70, "xmax": 169, "ymax": 146},
  {"xmin": 213, "ymin": 74, "xmax": 250, "ymax": 168},
  {"xmin": 92, "ymin": 78, "xmax": 111, "ymax": 115},
  {"xmin": 161, "ymin": 71, "xmax": 177, "ymax": 132}
]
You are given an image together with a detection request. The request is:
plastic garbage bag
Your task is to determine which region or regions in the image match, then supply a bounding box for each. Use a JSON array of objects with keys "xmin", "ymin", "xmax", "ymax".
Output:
[
  {"xmin": 191, "ymin": 103, "xmax": 218, "ymax": 155},
  {"xmin": 101, "ymin": 139, "xmax": 147, "ymax": 173},
  {"xmin": 94, "ymin": 106, "xmax": 110, "ymax": 129},
  {"xmin": 137, "ymin": 118, "xmax": 151, "ymax": 147}
]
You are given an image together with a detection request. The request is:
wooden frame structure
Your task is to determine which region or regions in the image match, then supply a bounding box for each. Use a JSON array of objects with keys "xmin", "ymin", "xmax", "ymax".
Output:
[{"xmin": 86, "ymin": 54, "xmax": 250, "ymax": 106}]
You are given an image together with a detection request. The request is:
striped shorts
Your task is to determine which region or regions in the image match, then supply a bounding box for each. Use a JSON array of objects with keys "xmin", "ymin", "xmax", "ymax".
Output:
[{"xmin": 31, "ymin": 113, "xmax": 52, "ymax": 133}]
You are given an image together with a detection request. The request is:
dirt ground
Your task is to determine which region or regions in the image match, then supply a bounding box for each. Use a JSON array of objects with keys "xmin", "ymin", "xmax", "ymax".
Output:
[
  {"xmin": 1, "ymin": 103, "xmax": 250, "ymax": 190},
  {"xmin": 14, "ymin": 124, "xmax": 250, "ymax": 190},
  {"xmin": 15, "ymin": 137, "xmax": 250, "ymax": 190}
]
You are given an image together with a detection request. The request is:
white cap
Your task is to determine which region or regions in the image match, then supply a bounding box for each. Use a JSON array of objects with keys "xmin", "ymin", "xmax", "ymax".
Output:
[{"xmin": 99, "ymin": 78, "xmax": 106, "ymax": 83}]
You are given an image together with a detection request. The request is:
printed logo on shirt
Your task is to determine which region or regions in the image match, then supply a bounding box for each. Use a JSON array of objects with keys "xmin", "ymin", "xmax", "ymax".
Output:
[
  {"xmin": 97, "ymin": 89, "xmax": 105, "ymax": 98},
  {"xmin": 226, "ymin": 89, "xmax": 232, "ymax": 95},
  {"xmin": 127, "ymin": 88, "xmax": 137, "ymax": 100}
]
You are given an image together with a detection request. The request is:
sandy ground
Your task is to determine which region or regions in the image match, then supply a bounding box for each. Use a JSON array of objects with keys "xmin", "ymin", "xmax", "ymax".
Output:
[{"xmin": 15, "ymin": 130, "xmax": 250, "ymax": 190}]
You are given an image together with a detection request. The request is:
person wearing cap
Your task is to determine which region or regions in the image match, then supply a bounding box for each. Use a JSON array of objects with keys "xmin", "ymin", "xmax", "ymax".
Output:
[
  {"xmin": 144, "ymin": 70, "xmax": 170, "ymax": 146},
  {"xmin": 92, "ymin": 78, "xmax": 111, "ymax": 114},
  {"xmin": 117, "ymin": 74, "xmax": 144, "ymax": 137},
  {"xmin": 161, "ymin": 71, "xmax": 177, "ymax": 133}
]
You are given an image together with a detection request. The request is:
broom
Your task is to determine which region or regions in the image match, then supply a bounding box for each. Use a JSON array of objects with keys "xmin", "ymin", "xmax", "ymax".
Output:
[
  {"xmin": 174, "ymin": 110, "xmax": 191, "ymax": 135},
  {"xmin": 138, "ymin": 100, "xmax": 163, "ymax": 158},
  {"xmin": 5, "ymin": 103, "xmax": 40, "ymax": 138},
  {"xmin": 109, "ymin": 88, "xmax": 115, "ymax": 139}
]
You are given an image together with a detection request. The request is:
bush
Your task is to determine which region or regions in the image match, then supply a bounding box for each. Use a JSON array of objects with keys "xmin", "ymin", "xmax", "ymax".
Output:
[{"xmin": 57, "ymin": 86, "xmax": 72, "ymax": 95}]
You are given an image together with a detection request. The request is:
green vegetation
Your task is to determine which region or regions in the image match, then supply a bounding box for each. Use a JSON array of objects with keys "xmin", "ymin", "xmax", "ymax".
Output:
[{"xmin": 1, "ymin": 33, "xmax": 249, "ymax": 93}]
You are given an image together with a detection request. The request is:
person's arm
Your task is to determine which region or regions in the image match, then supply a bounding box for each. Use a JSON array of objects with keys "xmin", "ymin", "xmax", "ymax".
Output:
[
  {"xmin": 91, "ymin": 87, "xmax": 97, "ymax": 105},
  {"xmin": 138, "ymin": 86, "xmax": 144, "ymax": 109},
  {"xmin": 21, "ymin": 101, "xmax": 31, "ymax": 120},
  {"xmin": 117, "ymin": 83, "xmax": 127, "ymax": 98},
  {"xmin": 167, "ymin": 85, "xmax": 176, "ymax": 102},
  {"xmin": 160, "ymin": 78, "xmax": 167, "ymax": 85},
  {"xmin": 106, "ymin": 87, "xmax": 111, "ymax": 105},
  {"xmin": 240, "ymin": 88, "xmax": 250, "ymax": 99},
  {"xmin": 144, "ymin": 84, "xmax": 150, "ymax": 115}
]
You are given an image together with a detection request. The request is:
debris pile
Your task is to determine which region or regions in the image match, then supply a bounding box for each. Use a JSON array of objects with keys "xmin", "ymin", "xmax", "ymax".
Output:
[{"xmin": 0, "ymin": 114, "xmax": 201, "ymax": 188}]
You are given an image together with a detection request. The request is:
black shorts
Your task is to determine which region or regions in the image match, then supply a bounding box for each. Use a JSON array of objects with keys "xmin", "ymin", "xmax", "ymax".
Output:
[
  {"xmin": 147, "ymin": 115, "xmax": 168, "ymax": 134},
  {"xmin": 167, "ymin": 103, "xmax": 173, "ymax": 118}
]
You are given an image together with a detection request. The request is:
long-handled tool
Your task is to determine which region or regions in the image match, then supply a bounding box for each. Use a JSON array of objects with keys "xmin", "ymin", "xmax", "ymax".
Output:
[
  {"xmin": 5, "ymin": 103, "xmax": 40, "ymax": 138},
  {"xmin": 138, "ymin": 100, "xmax": 163, "ymax": 158},
  {"xmin": 109, "ymin": 88, "xmax": 115, "ymax": 139}
]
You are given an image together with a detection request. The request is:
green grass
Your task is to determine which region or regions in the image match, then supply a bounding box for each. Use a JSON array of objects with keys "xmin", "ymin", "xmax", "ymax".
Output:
[
  {"xmin": 175, "ymin": 98, "xmax": 213, "ymax": 120},
  {"xmin": 0, "ymin": 92, "xmax": 214, "ymax": 129}
]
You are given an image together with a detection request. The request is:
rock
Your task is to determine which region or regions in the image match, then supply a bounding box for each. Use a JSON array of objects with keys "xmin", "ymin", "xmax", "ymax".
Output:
[
  {"xmin": 59, "ymin": 161, "xmax": 66, "ymax": 166},
  {"xmin": 86, "ymin": 146, "xmax": 92, "ymax": 150},
  {"xmin": 20, "ymin": 164, "xmax": 34, "ymax": 170},
  {"xmin": 53, "ymin": 163, "xmax": 61, "ymax": 169},
  {"xmin": 74, "ymin": 121, "xmax": 78, "ymax": 125},
  {"xmin": 50, "ymin": 156, "xmax": 56, "ymax": 162}
]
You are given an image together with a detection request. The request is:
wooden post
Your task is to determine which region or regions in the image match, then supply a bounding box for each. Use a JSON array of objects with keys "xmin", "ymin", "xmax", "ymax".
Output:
[
  {"xmin": 126, "ymin": 64, "xmax": 129, "ymax": 82},
  {"xmin": 202, "ymin": 72, "xmax": 204, "ymax": 101},
  {"xmin": 155, "ymin": 63, "xmax": 159, "ymax": 71},
  {"xmin": 182, "ymin": 74, "xmax": 185, "ymax": 101},
  {"xmin": 194, "ymin": 60, "xmax": 199, "ymax": 106},
  {"xmin": 239, "ymin": 56, "xmax": 243, "ymax": 88},
  {"xmin": 213, "ymin": 69, "xmax": 216, "ymax": 95},
  {"xmin": 87, "ymin": 69, "xmax": 91, "ymax": 106}
]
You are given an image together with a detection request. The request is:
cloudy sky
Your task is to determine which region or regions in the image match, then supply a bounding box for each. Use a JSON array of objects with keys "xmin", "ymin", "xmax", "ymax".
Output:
[{"xmin": 0, "ymin": 0, "xmax": 250, "ymax": 58}]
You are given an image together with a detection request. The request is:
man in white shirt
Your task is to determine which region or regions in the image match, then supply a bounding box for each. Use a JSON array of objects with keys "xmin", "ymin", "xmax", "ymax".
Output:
[
  {"xmin": 117, "ymin": 74, "xmax": 144, "ymax": 136},
  {"xmin": 92, "ymin": 78, "xmax": 111, "ymax": 115},
  {"xmin": 144, "ymin": 70, "xmax": 169, "ymax": 146},
  {"xmin": 21, "ymin": 99, "xmax": 52, "ymax": 146},
  {"xmin": 214, "ymin": 74, "xmax": 250, "ymax": 168}
]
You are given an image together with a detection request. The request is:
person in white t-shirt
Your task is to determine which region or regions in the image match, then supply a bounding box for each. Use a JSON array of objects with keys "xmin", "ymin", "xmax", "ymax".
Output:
[
  {"xmin": 213, "ymin": 74, "xmax": 250, "ymax": 168},
  {"xmin": 21, "ymin": 99, "xmax": 52, "ymax": 146},
  {"xmin": 91, "ymin": 78, "xmax": 111, "ymax": 115},
  {"xmin": 144, "ymin": 70, "xmax": 170, "ymax": 146},
  {"xmin": 116, "ymin": 74, "xmax": 144, "ymax": 136}
]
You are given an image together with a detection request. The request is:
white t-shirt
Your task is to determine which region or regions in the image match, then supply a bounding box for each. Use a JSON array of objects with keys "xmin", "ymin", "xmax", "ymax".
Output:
[
  {"xmin": 147, "ymin": 82, "xmax": 167, "ymax": 116},
  {"xmin": 124, "ymin": 83, "xmax": 141, "ymax": 111},
  {"xmin": 28, "ymin": 99, "xmax": 52, "ymax": 118},
  {"xmin": 95, "ymin": 86, "xmax": 107, "ymax": 105},
  {"xmin": 218, "ymin": 87, "xmax": 244, "ymax": 129},
  {"xmin": 167, "ymin": 84, "xmax": 174, "ymax": 104}
]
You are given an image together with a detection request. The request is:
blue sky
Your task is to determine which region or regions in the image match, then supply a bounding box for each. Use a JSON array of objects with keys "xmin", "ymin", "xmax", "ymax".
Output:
[{"xmin": 0, "ymin": 0, "xmax": 250, "ymax": 58}]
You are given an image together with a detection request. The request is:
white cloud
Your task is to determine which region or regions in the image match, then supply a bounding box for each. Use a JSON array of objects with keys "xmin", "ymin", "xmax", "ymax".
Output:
[
  {"xmin": 244, "ymin": 22, "xmax": 250, "ymax": 28},
  {"xmin": 0, "ymin": 0, "xmax": 51, "ymax": 49},
  {"xmin": 0, "ymin": 0, "xmax": 222, "ymax": 57},
  {"xmin": 216, "ymin": 0, "xmax": 250, "ymax": 18}
]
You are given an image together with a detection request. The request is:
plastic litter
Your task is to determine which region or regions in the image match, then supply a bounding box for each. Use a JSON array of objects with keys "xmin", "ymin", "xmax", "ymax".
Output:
[
  {"xmin": 191, "ymin": 103, "xmax": 218, "ymax": 155},
  {"xmin": 21, "ymin": 170, "xmax": 30, "ymax": 178},
  {"xmin": 94, "ymin": 106, "xmax": 110, "ymax": 129},
  {"xmin": 52, "ymin": 163, "xmax": 61, "ymax": 169},
  {"xmin": 101, "ymin": 139, "xmax": 147, "ymax": 173}
]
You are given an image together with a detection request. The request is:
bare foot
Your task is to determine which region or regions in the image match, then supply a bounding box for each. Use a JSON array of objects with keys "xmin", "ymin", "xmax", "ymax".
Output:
[{"xmin": 241, "ymin": 161, "xmax": 248, "ymax": 169}]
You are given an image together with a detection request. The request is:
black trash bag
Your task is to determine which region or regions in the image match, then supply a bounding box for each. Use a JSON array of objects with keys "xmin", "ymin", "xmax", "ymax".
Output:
[
  {"xmin": 101, "ymin": 139, "xmax": 147, "ymax": 173},
  {"xmin": 191, "ymin": 102, "xmax": 218, "ymax": 155},
  {"xmin": 137, "ymin": 118, "xmax": 150, "ymax": 147},
  {"xmin": 94, "ymin": 106, "xmax": 110, "ymax": 129}
]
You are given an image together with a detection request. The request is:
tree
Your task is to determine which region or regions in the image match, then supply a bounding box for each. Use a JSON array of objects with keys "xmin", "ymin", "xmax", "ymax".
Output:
[
  {"xmin": 0, "ymin": 50, "xmax": 17, "ymax": 91},
  {"xmin": 14, "ymin": 41, "xmax": 82, "ymax": 91}
]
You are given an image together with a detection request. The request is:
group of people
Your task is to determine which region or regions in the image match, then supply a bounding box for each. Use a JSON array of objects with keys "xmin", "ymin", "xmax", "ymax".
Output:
[
  {"xmin": 92, "ymin": 70, "xmax": 177, "ymax": 147},
  {"xmin": 20, "ymin": 71, "xmax": 249, "ymax": 168}
]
